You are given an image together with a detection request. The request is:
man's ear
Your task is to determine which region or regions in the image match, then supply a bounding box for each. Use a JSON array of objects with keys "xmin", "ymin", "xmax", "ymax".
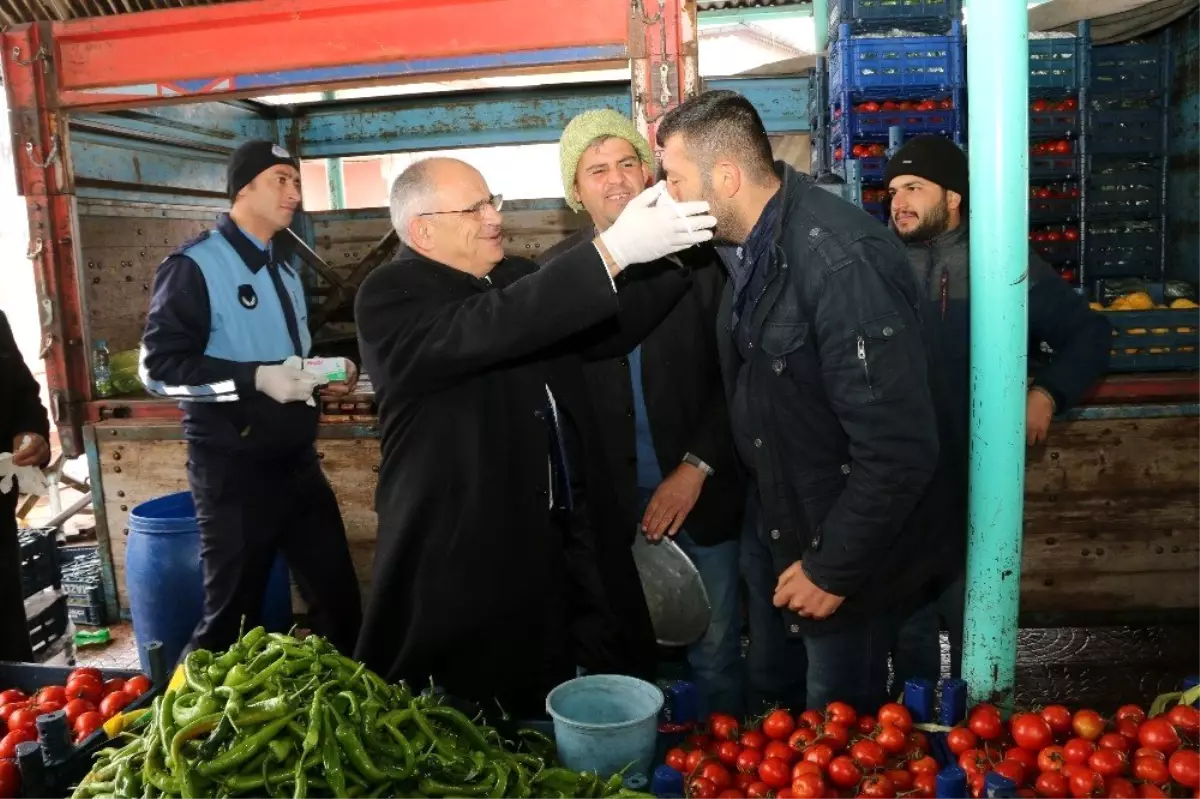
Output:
[
  {"xmin": 714, "ymin": 161, "xmax": 741, "ymax": 199},
  {"xmin": 946, "ymin": 189, "xmax": 963, "ymax": 212}
]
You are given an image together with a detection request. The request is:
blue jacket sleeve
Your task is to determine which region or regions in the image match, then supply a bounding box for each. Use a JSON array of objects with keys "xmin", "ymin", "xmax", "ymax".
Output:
[{"xmin": 139, "ymin": 255, "xmax": 260, "ymax": 402}]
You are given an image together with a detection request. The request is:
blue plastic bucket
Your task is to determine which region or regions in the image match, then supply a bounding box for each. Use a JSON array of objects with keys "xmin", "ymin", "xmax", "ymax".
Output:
[
  {"xmin": 125, "ymin": 491, "xmax": 293, "ymax": 673},
  {"xmin": 546, "ymin": 674, "xmax": 663, "ymax": 778}
]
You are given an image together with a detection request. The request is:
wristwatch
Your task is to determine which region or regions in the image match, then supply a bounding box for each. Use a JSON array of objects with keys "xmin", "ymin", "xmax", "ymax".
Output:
[{"xmin": 682, "ymin": 452, "xmax": 714, "ymax": 477}]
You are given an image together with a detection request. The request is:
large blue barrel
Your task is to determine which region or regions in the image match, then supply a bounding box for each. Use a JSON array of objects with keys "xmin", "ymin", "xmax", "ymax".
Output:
[{"xmin": 125, "ymin": 491, "xmax": 293, "ymax": 674}]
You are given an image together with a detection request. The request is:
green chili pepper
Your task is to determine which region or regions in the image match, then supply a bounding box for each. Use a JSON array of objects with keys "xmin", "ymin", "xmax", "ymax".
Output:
[
  {"xmin": 235, "ymin": 696, "xmax": 293, "ymax": 727},
  {"xmin": 195, "ymin": 711, "xmax": 300, "ymax": 777},
  {"xmin": 418, "ymin": 773, "xmax": 498, "ymax": 798},
  {"xmin": 156, "ymin": 691, "xmax": 176, "ymax": 768},
  {"xmin": 334, "ymin": 722, "xmax": 413, "ymax": 782},
  {"xmin": 143, "ymin": 738, "xmax": 183, "ymax": 795},
  {"xmin": 267, "ymin": 737, "xmax": 292, "ymax": 763},
  {"xmin": 181, "ymin": 768, "xmax": 206, "ymax": 799},
  {"xmin": 489, "ymin": 763, "xmax": 511, "ymax": 798},
  {"xmin": 423, "ymin": 705, "xmax": 496, "ymax": 754},
  {"xmin": 222, "ymin": 664, "xmax": 251, "ymax": 688},
  {"xmin": 534, "ymin": 767, "xmax": 587, "ymax": 794},
  {"xmin": 231, "ymin": 649, "xmax": 289, "ymax": 694},
  {"xmin": 170, "ymin": 693, "xmax": 219, "ymax": 727},
  {"xmin": 169, "ymin": 712, "xmax": 222, "ymax": 773},
  {"xmin": 411, "ymin": 707, "xmax": 463, "ymax": 760},
  {"xmin": 184, "ymin": 650, "xmax": 214, "ymax": 694},
  {"xmin": 322, "ymin": 707, "xmax": 347, "ymax": 798}
]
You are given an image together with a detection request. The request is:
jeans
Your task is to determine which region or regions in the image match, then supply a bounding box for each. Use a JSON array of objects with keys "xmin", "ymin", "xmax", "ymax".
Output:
[
  {"xmin": 893, "ymin": 571, "xmax": 966, "ymax": 686},
  {"xmin": 804, "ymin": 609, "xmax": 905, "ymax": 713},
  {"xmin": 740, "ymin": 491, "xmax": 808, "ymax": 715},
  {"xmin": 638, "ymin": 489, "xmax": 743, "ymax": 719}
]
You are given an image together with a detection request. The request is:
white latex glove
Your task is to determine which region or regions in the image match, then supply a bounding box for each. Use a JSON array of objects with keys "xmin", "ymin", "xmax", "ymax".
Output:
[
  {"xmin": 0, "ymin": 450, "xmax": 48, "ymax": 496},
  {"xmin": 255, "ymin": 361, "xmax": 320, "ymax": 405},
  {"xmin": 598, "ymin": 182, "xmax": 716, "ymax": 269}
]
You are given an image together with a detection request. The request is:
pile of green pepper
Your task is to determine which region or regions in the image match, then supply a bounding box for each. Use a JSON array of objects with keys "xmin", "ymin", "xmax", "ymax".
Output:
[{"xmin": 71, "ymin": 627, "xmax": 652, "ymax": 799}]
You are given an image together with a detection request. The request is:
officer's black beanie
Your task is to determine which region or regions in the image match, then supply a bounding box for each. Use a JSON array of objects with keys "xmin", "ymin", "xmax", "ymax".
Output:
[
  {"xmin": 883, "ymin": 136, "xmax": 969, "ymax": 208},
  {"xmin": 227, "ymin": 140, "xmax": 300, "ymax": 202}
]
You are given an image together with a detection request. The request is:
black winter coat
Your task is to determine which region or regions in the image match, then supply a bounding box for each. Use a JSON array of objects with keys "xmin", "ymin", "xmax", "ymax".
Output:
[
  {"xmin": 717, "ymin": 163, "xmax": 940, "ymax": 637},
  {"xmin": 353, "ymin": 242, "xmax": 689, "ymax": 717},
  {"xmin": 540, "ymin": 229, "xmax": 745, "ymax": 547}
]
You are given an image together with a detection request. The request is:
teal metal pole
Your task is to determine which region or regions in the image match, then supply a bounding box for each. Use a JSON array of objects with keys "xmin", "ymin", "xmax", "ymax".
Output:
[
  {"xmin": 322, "ymin": 92, "xmax": 346, "ymax": 210},
  {"xmin": 961, "ymin": 0, "xmax": 1030, "ymax": 708},
  {"xmin": 812, "ymin": 0, "xmax": 829, "ymax": 52}
]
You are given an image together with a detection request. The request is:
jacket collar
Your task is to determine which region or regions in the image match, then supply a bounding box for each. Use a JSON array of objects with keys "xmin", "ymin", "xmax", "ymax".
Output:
[
  {"xmin": 394, "ymin": 244, "xmax": 516, "ymax": 292},
  {"xmin": 217, "ymin": 212, "xmax": 296, "ymax": 275}
]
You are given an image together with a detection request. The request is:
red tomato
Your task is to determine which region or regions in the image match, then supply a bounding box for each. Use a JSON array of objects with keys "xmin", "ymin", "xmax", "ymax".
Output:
[
  {"xmin": 758, "ymin": 757, "xmax": 792, "ymax": 790},
  {"xmin": 827, "ymin": 755, "xmax": 862, "ymax": 788},
  {"xmin": 1136, "ymin": 784, "xmax": 1167, "ymax": 799},
  {"xmin": 959, "ymin": 749, "xmax": 996, "ymax": 778},
  {"xmin": 969, "ymin": 707, "xmax": 1004, "ymax": 741},
  {"xmin": 1038, "ymin": 746, "xmax": 1067, "ymax": 773},
  {"xmin": 1031, "ymin": 99, "xmax": 1049, "ymax": 112},
  {"xmin": 746, "ymin": 782, "xmax": 773, "ymax": 799},
  {"xmin": 820, "ymin": 721, "xmax": 850, "ymax": 752},
  {"xmin": 1167, "ymin": 704, "xmax": 1200, "ymax": 735},
  {"xmin": 6, "ymin": 707, "xmax": 38, "ymax": 734},
  {"xmin": 940, "ymin": 98, "xmax": 954, "ymax": 110},
  {"xmin": 1115, "ymin": 705, "xmax": 1146, "ymax": 725},
  {"xmin": 101, "ymin": 678, "xmax": 126, "ymax": 698},
  {"xmin": 1067, "ymin": 767, "xmax": 1102, "ymax": 798},
  {"xmin": 791, "ymin": 773, "xmax": 825, "ymax": 799},
  {"xmin": 791, "ymin": 761, "xmax": 821, "ymax": 781},
  {"xmin": 0, "ymin": 728, "xmax": 35, "ymax": 758},
  {"xmin": 665, "ymin": 747, "xmax": 688, "ymax": 772},
  {"xmin": 798, "ymin": 710, "xmax": 824, "ymax": 730},
  {"xmin": 735, "ymin": 747, "xmax": 763, "ymax": 774},
  {"xmin": 699, "ymin": 762, "xmax": 733, "ymax": 792},
  {"xmin": 73, "ymin": 710, "xmax": 105, "ymax": 741},
  {"xmin": 1054, "ymin": 140, "xmax": 1071, "ymax": 154},
  {"xmin": 63, "ymin": 698, "xmax": 94, "ymax": 726},
  {"xmin": 947, "ymin": 727, "xmax": 979, "ymax": 756},
  {"xmin": 1098, "ymin": 733, "xmax": 1130, "ymax": 752},
  {"xmin": 710, "ymin": 713, "xmax": 741, "ymax": 742},
  {"xmin": 992, "ymin": 760, "xmax": 1026, "ymax": 788},
  {"xmin": 1072, "ymin": 710, "xmax": 1104, "ymax": 742},
  {"xmin": 35, "ymin": 685, "xmax": 66, "ymax": 705},
  {"xmin": 0, "ymin": 760, "xmax": 18, "ymax": 799},
  {"xmin": 802, "ymin": 743, "xmax": 834, "ymax": 769},
  {"xmin": 716, "ymin": 792, "xmax": 742, "ymax": 799},
  {"xmin": 1035, "ymin": 772, "xmax": 1069, "ymax": 798},
  {"xmin": 1116, "ymin": 719, "xmax": 1141, "ymax": 742},
  {"xmin": 716, "ymin": 740, "xmax": 742, "ymax": 767},
  {"xmin": 858, "ymin": 774, "xmax": 896, "ymax": 799},
  {"xmin": 687, "ymin": 734, "xmax": 713, "ymax": 752},
  {"xmin": 740, "ymin": 730, "xmax": 768, "ymax": 751},
  {"xmin": 917, "ymin": 100, "xmax": 936, "ymax": 112},
  {"xmin": 66, "ymin": 676, "xmax": 102, "ymax": 705},
  {"xmin": 763, "ymin": 710, "xmax": 796, "ymax": 741},
  {"xmin": 1106, "ymin": 778, "xmax": 1137, "ymax": 799},
  {"xmin": 875, "ymin": 723, "xmax": 907, "ymax": 755},
  {"xmin": 909, "ymin": 755, "xmax": 939, "ymax": 776},
  {"xmin": 1061, "ymin": 97, "xmax": 1078, "ymax": 110},
  {"xmin": 913, "ymin": 773, "xmax": 937, "ymax": 799},
  {"xmin": 1087, "ymin": 748, "xmax": 1127, "ymax": 778},
  {"xmin": 788, "ymin": 728, "xmax": 816, "ymax": 752},
  {"xmin": 1011, "ymin": 713, "xmax": 1054, "ymax": 751},
  {"xmin": 1169, "ymin": 750, "xmax": 1200, "ymax": 789},
  {"xmin": 852, "ymin": 144, "xmax": 870, "ymax": 159},
  {"xmin": 1005, "ymin": 747, "xmax": 1038, "ymax": 775},
  {"xmin": 878, "ymin": 705, "xmax": 912, "ymax": 734},
  {"xmin": 0, "ymin": 686, "xmax": 25, "ymax": 705},
  {"xmin": 1064, "ymin": 739, "xmax": 1096, "ymax": 765},
  {"xmin": 69, "ymin": 667, "xmax": 102, "ymax": 683},
  {"xmin": 764, "ymin": 740, "xmax": 795, "ymax": 765},
  {"xmin": 1045, "ymin": 230, "xmax": 1064, "ymax": 242},
  {"xmin": 886, "ymin": 769, "xmax": 913, "ymax": 792},
  {"xmin": 1138, "ymin": 718, "xmax": 1181, "ymax": 756},
  {"xmin": 862, "ymin": 102, "xmax": 880, "ymax": 113},
  {"xmin": 1134, "ymin": 748, "xmax": 1166, "ymax": 762},
  {"xmin": 825, "ymin": 701, "xmax": 856, "ymax": 727},
  {"xmin": 857, "ymin": 714, "xmax": 877, "ymax": 736},
  {"xmin": 35, "ymin": 700, "xmax": 64, "ymax": 716},
  {"xmin": 907, "ymin": 730, "xmax": 931, "ymax": 756},
  {"xmin": 690, "ymin": 777, "xmax": 719, "ymax": 799},
  {"xmin": 850, "ymin": 739, "xmax": 887, "ymax": 770},
  {"xmin": 1132, "ymin": 754, "xmax": 1170, "ymax": 784},
  {"xmin": 776, "ymin": 790, "xmax": 797, "ymax": 799},
  {"xmin": 686, "ymin": 749, "xmax": 707, "ymax": 775}
]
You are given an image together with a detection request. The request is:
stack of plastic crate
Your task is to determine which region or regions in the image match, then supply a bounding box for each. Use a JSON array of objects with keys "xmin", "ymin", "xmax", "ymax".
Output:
[
  {"xmin": 824, "ymin": 0, "xmax": 965, "ymax": 223},
  {"xmin": 1027, "ymin": 25, "xmax": 1089, "ymax": 285},
  {"xmin": 1084, "ymin": 31, "xmax": 1170, "ymax": 283},
  {"xmin": 807, "ymin": 58, "xmax": 829, "ymax": 177},
  {"xmin": 61, "ymin": 550, "xmax": 107, "ymax": 627},
  {"xmin": 17, "ymin": 528, "xmax": 71, "ymax": 662}
]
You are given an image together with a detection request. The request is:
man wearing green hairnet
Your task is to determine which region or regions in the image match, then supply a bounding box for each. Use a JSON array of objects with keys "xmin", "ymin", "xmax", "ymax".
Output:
[{"xmin": 541, "ymin": 109, "xmax": 750, "ymax": 717}]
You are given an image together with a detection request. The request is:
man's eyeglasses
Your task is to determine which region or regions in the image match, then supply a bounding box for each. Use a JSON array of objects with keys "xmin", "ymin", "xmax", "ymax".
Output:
[{"xmin": 418, "ymin": 194, "xmax": 504, "ymax": 217}]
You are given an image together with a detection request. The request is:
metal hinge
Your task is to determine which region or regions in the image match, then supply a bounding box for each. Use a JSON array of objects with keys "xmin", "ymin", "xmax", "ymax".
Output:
[
  {"xmin": 25, "ymin": 136, "xmax": 60, "ymax": 169},
  {"xmin": 10, "ymin": 45, "xmax": 49, "ymax": 68}
]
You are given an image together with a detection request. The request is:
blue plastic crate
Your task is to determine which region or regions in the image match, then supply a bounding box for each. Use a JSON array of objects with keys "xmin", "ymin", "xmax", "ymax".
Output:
[
  {"xmin": 1029, "ymin": 33, "xmax": 1087, "ymax": 90},
  {"xmin": 808, "ymin": 60, "xmax": 829, "ymax": 133},
  {"xmin": 1029, "ymin": 188, "xmax": 1081, "ymax": 224},
  {"xmin": 829, "ymin": 22, "xmax": 964, "ymax": 97},
  {"xmin": 1030, "ymin": 145, "xmax": 1081, "ymax": 181},
  {"xmin": 1087, "ymin": 159, "xmax": 1164, "ymax": 220},
  {"xmin": 1086, "ymin": 220, "xmax": 1163, "ymax": 278},
  {"xmin": 1102, "ymin": 311, "xmax": 1198, "ymax": 373},
  {"xmin": 830, "ymin": 90, "xmax": 962, "ymax": 139},
  {"xmin": 1029, "ymin": 93, "xmax": 1081, "ymax": 137},
  {"xmin": 1091, "ymin": 37, "xmax": 1167, "ymax": 95},
  {"xmin": 1087, "ymin": 95, "xmax": 1166, "ymax": 157},
  {"xmin": 827, "ymin": 0, "xmax": 961, "ymax": 43}
]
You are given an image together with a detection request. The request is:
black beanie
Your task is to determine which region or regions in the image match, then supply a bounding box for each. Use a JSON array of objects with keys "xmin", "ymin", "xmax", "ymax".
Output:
[
  {"xmin": 227, "ymin": 140, "xmax": 300, "ymax": 202},
  {"xmin": 883, "ymin": 136, "xmax": 969, "ymax": 205}
]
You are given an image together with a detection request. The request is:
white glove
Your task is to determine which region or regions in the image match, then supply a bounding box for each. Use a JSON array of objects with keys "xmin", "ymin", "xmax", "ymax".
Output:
[
  {"xmin": 0, "ymin": 451, "xmax": 48, "ymax": 496},
  {"xmin": 599, "ymin": 182, "xmax": 716, "ymax": 269},
  {"xmin": 255, "ymin": 362, "xmax": 320, "ymax": 404}
]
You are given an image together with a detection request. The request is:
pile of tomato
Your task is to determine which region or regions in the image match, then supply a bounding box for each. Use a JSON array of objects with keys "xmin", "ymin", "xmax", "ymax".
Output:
[
  {"xmin": 1031, "ymin": 140, "xmax": 1075, "ymax": 157},
  {"xmin": 833, "ymin": 143, "xmax": 888, "ymax": 162},
  {"xmin": 658, "ymin": 699, "xmax": 1200, "ymax": 799},
  {"xmin": 946, "ymin": 701, "xmax": 1198, "ymax": 798},
  {"xmin": 1030, "ymin": 225, "xmax": 1081, "ymax": 244},
  {"xmin": 1031, "ymin": 98, "xmax": 1079, "ymax": 113},
  {"xmin": 1030, "ymin": 184, "xmax": 1081, "ymax": 201},
  {"xmin": 834, "ymin": 98, "xmax": 956, "ymax": 117}
]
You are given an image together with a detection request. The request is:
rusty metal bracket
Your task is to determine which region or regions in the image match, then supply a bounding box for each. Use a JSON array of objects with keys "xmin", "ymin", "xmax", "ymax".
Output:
[
  {"xmin": 286, "ymin": 228, "xmax": 347, "ymax": 291},
  {"xmin": 308, "ymin": 228, "xmax": 400, "ymax": 333},
  {"xmin": 26, "ymin": 236, "xmax": 42, "ymax": 259},
  {"xmin": 25, "ymin": 135, "xmax": 60, "ymax": 168},
  {"xmin": 10, "ymin": 44, "xmax": 48, "ymax": 69}
]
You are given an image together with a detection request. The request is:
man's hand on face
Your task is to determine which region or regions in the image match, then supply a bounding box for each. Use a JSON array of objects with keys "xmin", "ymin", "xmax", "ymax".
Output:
[
  {"xmin": 641, "ymin": 462, "xmax": 707, "ymax": 541},
  {"xmin": 1026, "ymin": 387, "xmax": 1055, "ymax": 446},
  {"xmin": 773, "ymin": 561, "xmax": 845, "ymax": 620}
]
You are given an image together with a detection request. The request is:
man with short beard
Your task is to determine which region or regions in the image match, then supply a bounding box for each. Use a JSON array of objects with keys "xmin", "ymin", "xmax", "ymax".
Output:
[
  {"xmin": 657, "ymin": 90, "xmax": 940, "ymax": 712},
  {"xmin": 541, "ymin": 110, "xmax": 749, "ymax": 717},
  {"xmin": 883, "ymin": 136, "xmax": 1111, "ymax": 683}
]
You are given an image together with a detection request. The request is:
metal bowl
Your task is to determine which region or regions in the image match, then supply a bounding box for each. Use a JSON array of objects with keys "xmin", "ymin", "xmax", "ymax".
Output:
[{"xmin": 630, "ymin": 533, "xmax": 711, "ymax": 647}]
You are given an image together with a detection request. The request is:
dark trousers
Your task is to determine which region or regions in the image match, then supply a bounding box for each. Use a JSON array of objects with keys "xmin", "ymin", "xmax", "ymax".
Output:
[
  {"xmin": 893, "ymin": 570, "xmax": 966, "ymax": 686},
  {"xmin": 0, "ymin": 494, "xmax": 33, "ymax": 662},
  {"xmin": 186, "ymin": 449, "xmax": 362, "ymax": 656}
]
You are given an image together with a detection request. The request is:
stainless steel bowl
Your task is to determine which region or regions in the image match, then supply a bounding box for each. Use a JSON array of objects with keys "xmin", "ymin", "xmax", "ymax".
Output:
[{"xmin": 630, "ymin": 533, "xmax": 712, "ymax": 647}]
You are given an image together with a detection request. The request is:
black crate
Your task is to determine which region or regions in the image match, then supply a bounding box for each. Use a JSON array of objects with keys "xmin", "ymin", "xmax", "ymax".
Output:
[
  {"xmin": 67, "ymin": 603, "xmax": 106, "ymax": 627},
  {"xmin": 18, "ymin": 529, "xmax": 59, "ymax": 601},
  {"xmin": 1088, "ymin": 95, "xmax": 1167, "ymax": 158},
  {"xmin": 1087, "ymin": 159, "xmax": 1164, "ymax": 220},
  {"xmin": 1090, "ymin": 36, "xmax": 1167, "ymax": 96},
  {"xmin": 1029, "ymin": 93, "xmax": 1081, "ymax": 137},
  {"xmin": 26, "ymin": 594, "xmax": 68, "ymax": 661},
  {"xmin": 1085, "ymin": 220, "xmax": 1163, "ymax": 279},
  {"xmin": 0, "ymin": 645, "xmax": 166, "ymax": 798},
  {"xmin": 1096, "ymin": 284, "xmax": 1199, "ymax": 372},
  {"xmin": 1029, "ymin": 32, "xmax": 1088, "ymax": 91},
  {"xmin": 1032, "ymin": 239, "xmax": 1082, "ymax": 269},
  {"xmin": 1030, "ymin": 140, "xmax": 1081, "ymax": 181}
]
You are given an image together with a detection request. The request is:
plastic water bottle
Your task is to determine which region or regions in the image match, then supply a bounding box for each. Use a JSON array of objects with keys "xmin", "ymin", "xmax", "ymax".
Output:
[{"xmin": 93, "ymin": 339, "xmax": 113, "ymax": 398}]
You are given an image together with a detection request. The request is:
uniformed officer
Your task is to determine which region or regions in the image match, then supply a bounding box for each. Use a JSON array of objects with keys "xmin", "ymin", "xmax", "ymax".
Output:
[{"xmin": 140, "ymin": 140, "xmax": 362, "ymax": 657}]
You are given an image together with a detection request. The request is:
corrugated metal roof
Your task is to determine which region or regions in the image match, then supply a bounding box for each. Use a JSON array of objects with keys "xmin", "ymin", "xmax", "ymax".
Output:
[
  {"xmin": 697, "ymin": 0, "xmax": 809, "ymax": 9},
  {"xmin": 0, "ymin": 0, "xmax": 233, "ymax": 26}
]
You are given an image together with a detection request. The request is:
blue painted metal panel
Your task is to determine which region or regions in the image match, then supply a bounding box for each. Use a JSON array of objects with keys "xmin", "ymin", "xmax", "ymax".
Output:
[
  {"xmin": 70, "ymin": 129, "xmax": 229, "ymax": 198},
  {"xmin": 1065, "ymin": 403, "xmax": 1199, "ymax": 421},
  {"xmin": 1167, "ymin": 10, "xmax": 1199, "ymax": 284},
  {"xmin": 707, "ymin": 76, "xmax": 811, "ymax": 133},
  {"xmin": 296, "ymin": 84, "xmax": 631, "ymax": 158},
  {"xmin": 71, "ymin": 104, "xmax": 275, "ymax": 153}
]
